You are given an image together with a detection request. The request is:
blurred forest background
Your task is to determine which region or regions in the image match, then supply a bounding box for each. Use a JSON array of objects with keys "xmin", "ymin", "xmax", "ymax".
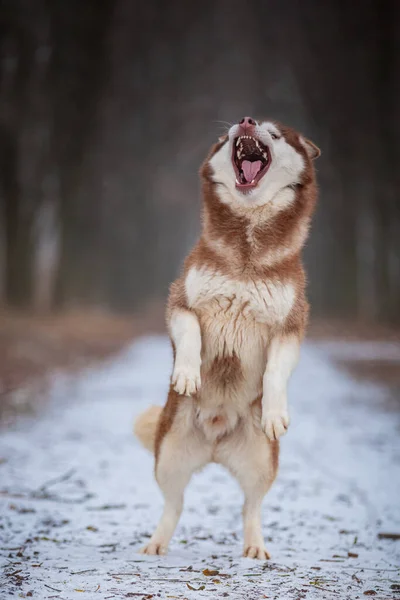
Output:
[{"xmin": 0, "ymin": 0, "xmax": 399, "ymax": 322}]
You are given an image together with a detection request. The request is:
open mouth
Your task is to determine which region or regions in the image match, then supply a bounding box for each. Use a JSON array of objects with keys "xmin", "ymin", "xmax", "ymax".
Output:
[{"xmin": 232, "ymin": 136, "xmax": 271, "ymax": 191}]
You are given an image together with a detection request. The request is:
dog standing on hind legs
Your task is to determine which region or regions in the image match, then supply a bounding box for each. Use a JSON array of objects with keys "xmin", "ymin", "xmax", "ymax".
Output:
[{"xmin": 135, "ymin": 116, "xmax": 320, "ymax": 559}]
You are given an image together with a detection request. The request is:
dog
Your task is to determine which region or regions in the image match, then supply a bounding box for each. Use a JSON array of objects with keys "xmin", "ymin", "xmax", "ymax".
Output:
[{"xmin": 135, "ymin": 116, "xmax": 320, "ymax": 559}]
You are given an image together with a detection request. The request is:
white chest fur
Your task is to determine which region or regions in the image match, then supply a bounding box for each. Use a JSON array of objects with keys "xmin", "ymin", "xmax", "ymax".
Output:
[{"xmin": 185, "ymin": 266, "xmax": 295, "ymax": 326}]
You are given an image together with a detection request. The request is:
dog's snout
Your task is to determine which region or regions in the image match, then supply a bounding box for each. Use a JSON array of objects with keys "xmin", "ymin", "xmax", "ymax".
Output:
[{"xmin": 238, "ymin": 116, "xmax": 256, "ymax": 135}]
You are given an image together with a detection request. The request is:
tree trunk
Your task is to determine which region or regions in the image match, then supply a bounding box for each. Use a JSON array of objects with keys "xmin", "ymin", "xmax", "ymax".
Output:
[{"xmin": 1, "ymin": 132, "xmax": 35, "ymax": 307}]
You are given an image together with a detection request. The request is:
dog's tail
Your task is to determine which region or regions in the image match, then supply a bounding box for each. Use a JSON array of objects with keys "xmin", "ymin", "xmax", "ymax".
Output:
[{"xmin": 134, "ymin": 405, "xmax": 162, "ymax": 453}]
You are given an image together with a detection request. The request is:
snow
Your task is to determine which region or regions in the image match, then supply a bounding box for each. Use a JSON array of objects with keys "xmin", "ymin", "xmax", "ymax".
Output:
[{"xmin": 1, "ymin": 336, "xmax": 400, "ymax": 599}]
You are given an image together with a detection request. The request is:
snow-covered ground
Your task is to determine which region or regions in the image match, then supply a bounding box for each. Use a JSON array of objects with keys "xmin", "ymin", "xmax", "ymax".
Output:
[{"xmin": 1, "ymin": 336, "xmax": 400, "ymax": 600}]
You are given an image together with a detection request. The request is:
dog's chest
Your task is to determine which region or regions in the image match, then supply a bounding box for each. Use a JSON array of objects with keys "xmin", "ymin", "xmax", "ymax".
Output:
[{"xmin": 185, "ymin": 266, "xmax": 295, "ymax": 328}]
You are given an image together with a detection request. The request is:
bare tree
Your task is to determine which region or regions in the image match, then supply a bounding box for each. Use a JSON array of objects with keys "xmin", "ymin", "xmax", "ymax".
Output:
[{"xmin": 0, "ymin": 0, "xmax": 398, "ymax": 321}]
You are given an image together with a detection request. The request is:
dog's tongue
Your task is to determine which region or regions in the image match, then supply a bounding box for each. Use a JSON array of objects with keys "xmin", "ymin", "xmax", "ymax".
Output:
[{"xmin": 242, "ymin": 160, "xmax": 262, "ymax": 183}]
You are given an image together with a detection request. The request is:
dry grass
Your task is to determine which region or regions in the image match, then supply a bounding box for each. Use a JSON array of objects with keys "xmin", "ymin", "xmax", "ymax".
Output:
[
  {"xmin": 308, "ymin": 317, "xmax": 400, "ymax": 342},
  {"xmin": 0, "ymin": 304, "xmax": 165, "ymax": 425},
  {"xmin": 336, "ymin": 358, "xmax": 400, "ymax": 389},
  {"xmin": 309, "ymin": 317, "xmax": 400, "ymax": 407}
]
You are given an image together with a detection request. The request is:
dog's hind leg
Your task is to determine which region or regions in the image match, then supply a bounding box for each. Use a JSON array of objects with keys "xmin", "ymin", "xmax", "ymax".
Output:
[
  {"xmin": 216, "ymin": 422, "xmax": 279, "ymax": 559},
  {"xmin": 140, "ymin": 423, "xmax": 211, "ymax": 555}
]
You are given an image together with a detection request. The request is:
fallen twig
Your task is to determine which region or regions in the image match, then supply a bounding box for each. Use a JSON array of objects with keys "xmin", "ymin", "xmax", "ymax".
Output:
[
  {"xmin": 123, "ymin": 594, "xmax": 155, "ymax": 597},
  {"xmin": 0, "ymin": 489, "xmax": 93, "ymax": 504},
  {"xmin": 307, "ymin": 583, "xmax": 339, "ymax": 594},
  {"xmin": 0, "ymin": 492, "xmax": 25, "ymax": 499},
  {"xmin": 156, "ymin": 565, "xmax": 197, "ymax": 570},
  {"xmin": 37, "ymin": 469, "xmax": 76, "ymax": 492},
  {"xmin": 6, "ymin": 569, "xmax": 22, "ymax": 577},
  {"xmin": 87, "ymin": 504, "xmax": 126, "ymax": 511},
  {"xmin": 377, "ymin": 532, "xmax": 400, "ymax": 541},
  {"xmin": 344, "ymin": 566, "xmax": 399, "ymax": 572},
  {"xmin": 44, "ymin": 584, "xmax": 62, "ymax": 592},
  {"xmin": 147, "ymin": 578, "xmax": 191, "ymax": 583},
  {"xmin": 126, "ymin": 560, "xmax": 147, "ymax": 564},
  {"xmin": 109, "ymin": 572, "xmax": 140, "ymax": 576},
  {"xmin": 320, "ymin": 559, "xmax": 345, "ymax": 563},
  {"xmin": 71, "ymin": 569, "xmax": 98, "ymax": 575}
]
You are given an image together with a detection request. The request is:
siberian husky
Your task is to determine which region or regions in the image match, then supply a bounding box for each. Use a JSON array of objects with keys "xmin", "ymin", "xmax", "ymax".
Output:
[{"xmin": 135, "ymin": 116, "xmax": 320, "ymax": 559}]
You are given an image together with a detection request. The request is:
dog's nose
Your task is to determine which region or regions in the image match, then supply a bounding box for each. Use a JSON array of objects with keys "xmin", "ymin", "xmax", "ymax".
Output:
[{"xmin": 238, "ymin": 116, "xmax": 256, "ymax": 135}]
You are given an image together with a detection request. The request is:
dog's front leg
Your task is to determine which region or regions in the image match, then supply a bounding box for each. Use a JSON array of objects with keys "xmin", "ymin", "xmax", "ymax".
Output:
[
  {"xmin": 169, "ymin": 309, "xmax": 201, "ymax": 396},
  {"xmin": 261, "ymin": 334, "xmax": 300, "ymax": 441}
]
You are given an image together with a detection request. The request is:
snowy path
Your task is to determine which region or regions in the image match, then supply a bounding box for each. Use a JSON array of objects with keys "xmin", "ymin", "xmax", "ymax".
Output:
[{"xmin": 1, "ymin": 336, "xmax": 400, "ymax": 600}]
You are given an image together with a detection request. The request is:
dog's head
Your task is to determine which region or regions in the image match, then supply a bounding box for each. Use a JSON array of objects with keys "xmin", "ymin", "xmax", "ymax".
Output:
[{"xmin": 203, "ymin": 117, "xmax": 320, "ymax": 209}]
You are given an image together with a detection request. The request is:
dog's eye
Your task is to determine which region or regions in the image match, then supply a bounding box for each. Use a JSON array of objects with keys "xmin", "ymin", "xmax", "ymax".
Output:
[{"xmin": 270, "ymin": 132, "xmax": 279, "ymax": 140}]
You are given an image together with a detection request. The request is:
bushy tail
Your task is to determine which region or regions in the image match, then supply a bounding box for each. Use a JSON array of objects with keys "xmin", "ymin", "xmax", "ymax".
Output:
[{"xmin": 134, "ymin": 405, "xmax": 162, "ymax": 453}]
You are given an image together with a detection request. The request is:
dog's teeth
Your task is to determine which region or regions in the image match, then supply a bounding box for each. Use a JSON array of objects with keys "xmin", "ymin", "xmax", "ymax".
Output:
[
  {"xmin": 235, "ymin": 177, "xmax": 241, "ymax": 185},
  {"xmin": 263, "ymin": 152, "xmax": 268, "ymax": 160}
]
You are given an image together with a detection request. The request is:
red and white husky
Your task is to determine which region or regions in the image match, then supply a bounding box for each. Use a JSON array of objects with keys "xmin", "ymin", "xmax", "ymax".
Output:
[{"xmin": 135, "ymin": 117, "xmax": 320, "ymax": 559}]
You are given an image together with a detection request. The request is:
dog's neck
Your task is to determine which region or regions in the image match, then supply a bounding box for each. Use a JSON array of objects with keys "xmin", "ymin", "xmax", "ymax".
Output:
[{"xmin": 199, "ymin": 179, "xmax": 315, "ymax": 274}]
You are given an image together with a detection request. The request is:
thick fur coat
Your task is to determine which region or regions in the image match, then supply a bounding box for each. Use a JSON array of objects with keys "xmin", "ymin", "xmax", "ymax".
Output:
[{"xmin": 135, "ymin": 117, "xmax": 320, "ymax": 559}]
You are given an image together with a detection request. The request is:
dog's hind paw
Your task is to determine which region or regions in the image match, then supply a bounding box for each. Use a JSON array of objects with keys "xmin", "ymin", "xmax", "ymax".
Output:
[
  {"xmin": 243, "ymin": 545, "xmax": 271, "ymax": 560},
  {"xmin": 140, "ymin": 542, "xmax": 167, "ymax": 556}
]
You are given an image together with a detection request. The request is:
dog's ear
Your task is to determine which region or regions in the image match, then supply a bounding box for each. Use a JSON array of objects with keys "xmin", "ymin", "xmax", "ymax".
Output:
[{"xmin": 302, "ymin": 137, "xmax": 321, "ymax": 160}]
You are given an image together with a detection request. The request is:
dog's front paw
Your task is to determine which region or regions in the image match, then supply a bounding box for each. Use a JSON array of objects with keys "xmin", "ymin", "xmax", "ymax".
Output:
[
  {"xmin": 172, "ymin": 364, "xmax": 201, "ymax": 396},
  {"xmin": 140, "ymin": 542, "xmax": 167, "ymax": 556},
  {"xmin": 261, "ymin": 410, "xmax": 289, "ymax": 441},
  {"xmin": 243, "ymin": 545, "xmax": 271, "ymax": 560}
]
